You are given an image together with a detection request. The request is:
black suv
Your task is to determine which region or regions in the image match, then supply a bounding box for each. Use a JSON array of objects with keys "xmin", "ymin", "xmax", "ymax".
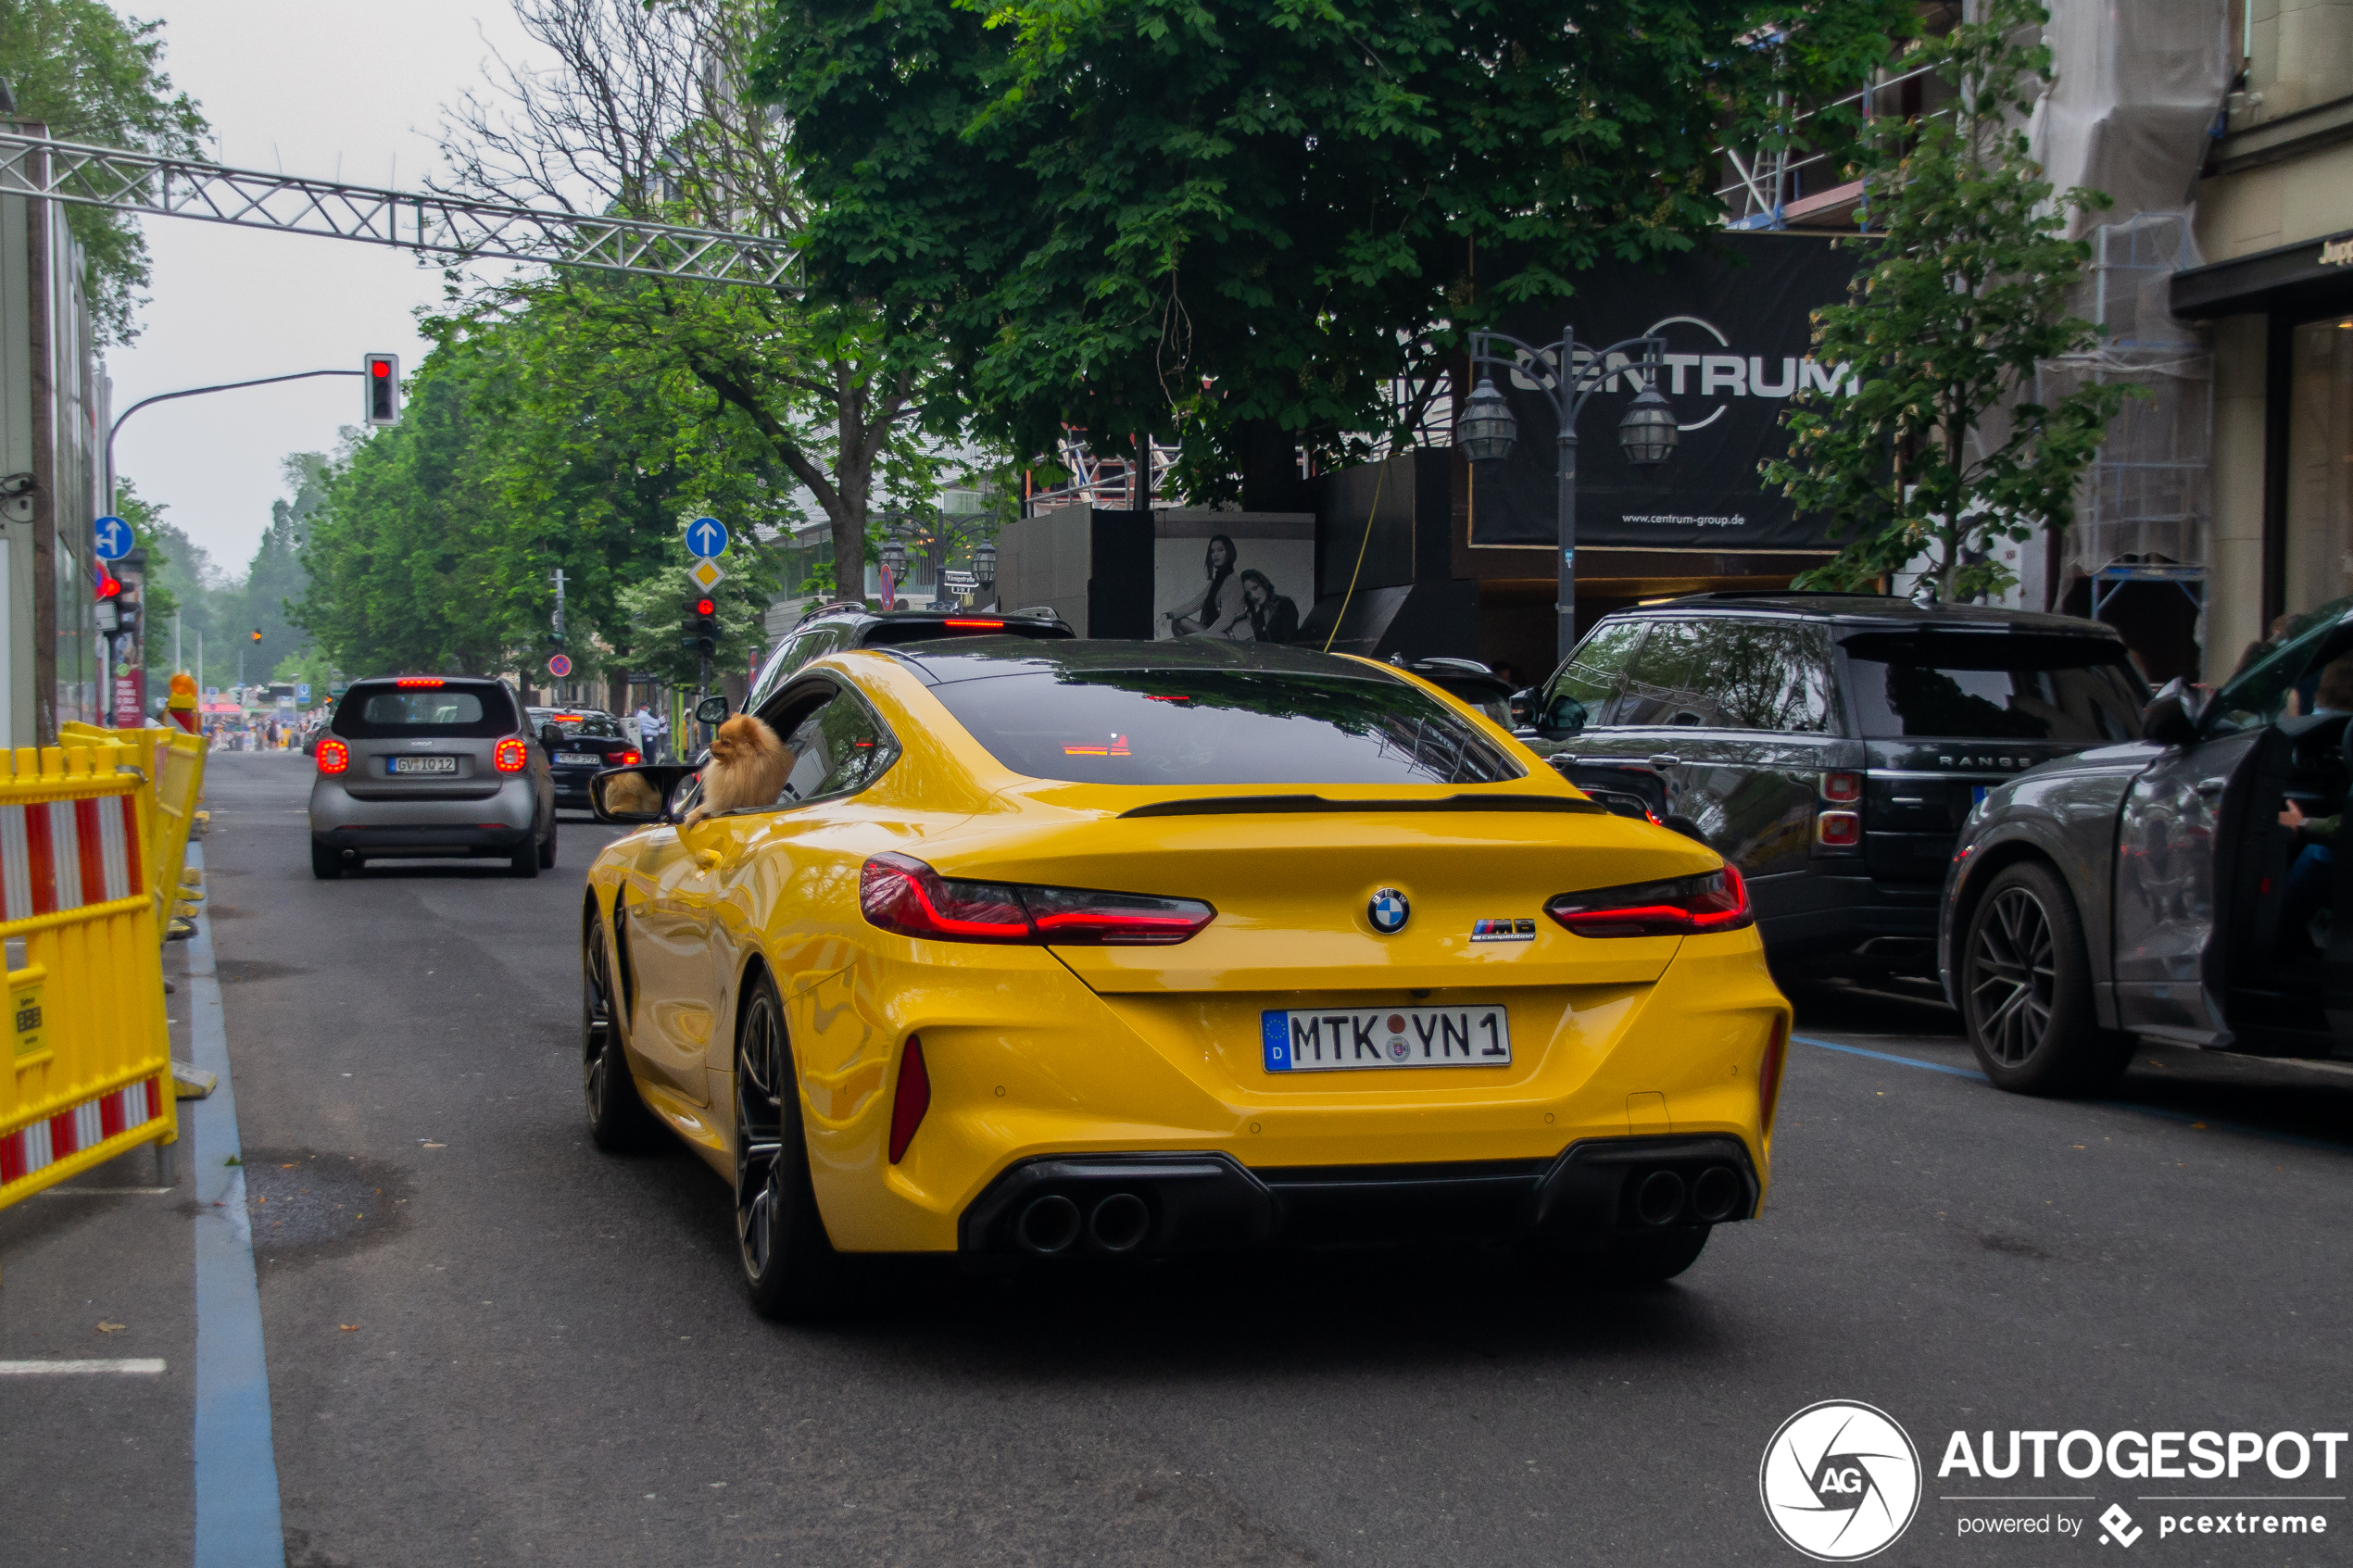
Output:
[
  {"xmin": 745, "ymin": 603, "xmax": 1075, "ymax": 713},
  {"xmin": 1517, "ymin": 593, "xmax": 2147, "ymax": 978}
]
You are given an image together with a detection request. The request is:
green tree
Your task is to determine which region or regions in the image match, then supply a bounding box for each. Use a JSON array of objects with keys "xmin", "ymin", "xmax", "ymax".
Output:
[
  {"xmin": 1762, "ymin": 0, "xmax": 2133, "ymax": 602},
  {"xmin": 613, "ymin": 544, "xmax": 772, "ymax": 689},
  {"xmin": 0, "ymin": 0, "xmax": 207, "ymax": 343},
  {"xmin": 755, "ymin": 0, "xmax": 1912, "ymax": 504}
]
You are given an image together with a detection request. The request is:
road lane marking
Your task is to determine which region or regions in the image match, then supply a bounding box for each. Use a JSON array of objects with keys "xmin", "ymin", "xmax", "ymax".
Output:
[
  {"xmin": 185, "ymin": 841, "xmax": 287, "ymax": 1568},
  {"xmin": 0, "ymin": 1358, "xmax": 167, "ymax": 1374},
  {"xmin": 1793, "ymin": 1034, "xmax": 2353, "ymax": 1153},
  {"xmin": 1793, "ymin": 1035, "xmax": 1983, "ymax": 1079}
]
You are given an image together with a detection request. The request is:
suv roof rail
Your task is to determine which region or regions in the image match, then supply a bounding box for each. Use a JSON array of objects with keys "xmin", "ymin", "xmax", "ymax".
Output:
[
  {"xmin": 793, "ymin": 599, "xmax": 871, "ymax": 628},
  {"xmin": 1665, "ymin": 589, "xmax": 1896, "ymax": 604}
]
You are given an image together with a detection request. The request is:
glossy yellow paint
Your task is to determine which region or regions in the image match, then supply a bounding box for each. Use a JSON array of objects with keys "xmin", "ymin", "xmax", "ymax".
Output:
[{"xmin": 583, "ymin": 648, "xmax": 1793, "ymax": 1252}]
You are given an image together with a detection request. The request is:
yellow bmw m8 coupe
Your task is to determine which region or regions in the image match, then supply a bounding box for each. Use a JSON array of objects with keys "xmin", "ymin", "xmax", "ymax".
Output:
[{"xmin": 581, "ymin": 638, "xmax": 1791, "ymax": 1319}]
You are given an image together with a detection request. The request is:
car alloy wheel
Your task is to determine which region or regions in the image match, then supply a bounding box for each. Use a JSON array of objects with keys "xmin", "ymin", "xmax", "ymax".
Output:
[
  {"xmin": 1969, "ymin": 884, "xmax": 2056, "ymax": 1068},
  {"xmin": 582, "ymin": 913, "xmax": 651, "ymax": 1151},
  {"xmin": 731, "ymin": 972, "xmax": 846, "ymax": 1319}
]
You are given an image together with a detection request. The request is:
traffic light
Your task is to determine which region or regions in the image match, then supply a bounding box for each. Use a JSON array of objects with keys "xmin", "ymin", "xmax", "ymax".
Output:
[
  {"xmin": 250, "ymin": 628, "xmax": 263, "ymax": 645},
  {"xmin": 362, "ymin": 353, "xmax": 399, "ymax": 426},
  {"xmin": 683, "ymin": 596, "xmax": 718, "ymax": 659},
  {"xmin": 94, "ymin": 571, "xmax": 122, "ymax": 632}
]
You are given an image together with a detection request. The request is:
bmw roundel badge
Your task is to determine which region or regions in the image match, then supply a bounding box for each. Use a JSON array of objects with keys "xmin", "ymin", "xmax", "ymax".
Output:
[{"xmin": 1367, "ymin": 887, "xmax": 1410, "ymax": 935}]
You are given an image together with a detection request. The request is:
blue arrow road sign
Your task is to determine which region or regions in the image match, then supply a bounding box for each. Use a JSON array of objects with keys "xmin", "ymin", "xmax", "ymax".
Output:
[
  {"xmin": 92, "ymin": 515, "xmax": 135, "ymax": 560},
  {"xmin": 686, "ymin": 516, "xmax": 730, "ymax": 558}
]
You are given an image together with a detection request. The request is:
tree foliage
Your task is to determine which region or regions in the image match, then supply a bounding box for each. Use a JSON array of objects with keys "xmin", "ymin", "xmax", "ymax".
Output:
[
  {"xmin": 0, "ymin": 0, "xmax": 207, "ymax": 343},
  {"xmin": 294, "ymin": 304, "xmax": 785, "ymax": 684},
  {"xmin": 755, "ymin": 0, "xmax": 1913, "ymax": 501},
  {"xmin": 1763, "ymin": 0, "xmax": 2133, "ymax": 601}
]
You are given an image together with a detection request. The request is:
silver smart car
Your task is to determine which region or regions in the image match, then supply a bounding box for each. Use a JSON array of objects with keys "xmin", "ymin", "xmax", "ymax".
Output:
[{"xmin": 308, "ymin": 675, "xmax": 558, "ymax": 880}]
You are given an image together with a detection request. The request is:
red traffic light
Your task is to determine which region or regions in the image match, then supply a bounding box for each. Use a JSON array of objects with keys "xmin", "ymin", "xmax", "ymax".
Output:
[
  {"xmin": 371, "ymin": 360, "xmax": 390, "ymax": 378},
  {"xmin": 94, "ymin": 573, "xmax": 121, "ymax": 599},
  {"xmin": 695, "ymin": 597, "xmax": 716, "ymax": 616}
]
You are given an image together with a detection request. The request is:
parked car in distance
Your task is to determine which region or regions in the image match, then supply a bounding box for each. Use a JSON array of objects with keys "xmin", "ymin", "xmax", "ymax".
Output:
[
  {"xmin": 1944, "ymin": 597, "xmax": 2353, "ymax": 1093},
  {"xmin": 1516, "ymin": 592, "xmax": 2147, "ymax": 982},
  {"xmin": 309, "ymin": 675, "xmax": 557, "ymax": 880},
  {"xmin": 527, "ymin": 707, "xmax": 644, "ymax": 813}
]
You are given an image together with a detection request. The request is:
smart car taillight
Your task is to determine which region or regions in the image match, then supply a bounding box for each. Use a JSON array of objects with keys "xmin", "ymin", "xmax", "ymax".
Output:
[
  {"xmin": 316, "ymin": 738, "xmax": 349, "ymax": 774},
  {"xmin": 888, "ymin": 1036, "xmax": 930, "ymax": 1163},
  {"xmin": 859, "ymin": 853, "xmax": 1214, "ymax": 946},
  {"xmin": 494, "ymin": 737, "xmax": 528, "ymax": 772},
  {"xmin": 1544, "ymin": 866, "xmax": 1752, "ymax": 938}
]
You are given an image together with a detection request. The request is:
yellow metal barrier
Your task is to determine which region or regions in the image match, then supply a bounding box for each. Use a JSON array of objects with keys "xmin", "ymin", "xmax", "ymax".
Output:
[
  {"xmin": 59, "ymin": 721, "xmax": 209, "ymax": 933},
  {"xmin": 0, "ymin": 744, "xmax": 176, "ymax": 1209}
]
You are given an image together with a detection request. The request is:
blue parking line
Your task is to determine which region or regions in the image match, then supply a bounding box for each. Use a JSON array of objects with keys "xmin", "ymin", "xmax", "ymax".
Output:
[
  {"xmin": 184, "ymin": 842, "xmax": 286, "ymax": 1567},
  {"xmin": 1793, "ymin": 1034, "xmax": 1985, "ymax": 1080},
  {"xmin": 1793, "ymin": 1032, "xmax": 2353, "ymax": 1154}
]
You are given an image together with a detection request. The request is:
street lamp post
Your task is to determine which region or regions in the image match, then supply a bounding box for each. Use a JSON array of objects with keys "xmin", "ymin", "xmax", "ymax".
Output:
[{"xmin": 1458, "ymin": 328, "xmax": 1679, "ymax": 664}]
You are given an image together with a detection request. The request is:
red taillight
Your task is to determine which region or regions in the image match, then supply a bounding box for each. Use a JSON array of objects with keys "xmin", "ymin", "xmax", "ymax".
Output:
[
  {"xmin": 942, "ymin": 618, "xmax": 1004, "ymax": 629},
  {"xmin": 1759, "ymin": 1014, "xmax": 1789, "ymax": 1136},
  {"xmin": 888, "ymin": 1036, "xmax": 930, "ymax": 1163},
  {"xmin": 1819, "ymin": 770, "xmax": 1862, "ymax": 804},
  {"xmin": 396, "ymin": 677, "xmax": 444, "ymax": 687},
  {"xmin": 316, "ymin": 737, "xmax": 349, "ymax": 774},
  {"xmin": 1816, "ymin": 810, "xmax": 1861, "ymax": 847},
  {"xmin": 617, "ymin": 750, "xmax": 641, "ymax": 766},
  {"xmin": 494, "ymin": 737, "xmax": 528, "ymax": 772},
  {"xmin": 858, "ymin": 853, "xmax": 1214, "ymax": 946},
  {"xmin": 1544, "ymin": 865, "xmax": 1752, "ymax": 938}
]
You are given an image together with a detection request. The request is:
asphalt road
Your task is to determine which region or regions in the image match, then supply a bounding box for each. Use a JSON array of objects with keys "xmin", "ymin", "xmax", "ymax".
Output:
[{"xmin": 183, "ymin": 751, "xmax": 2353, "ymax": 1565}]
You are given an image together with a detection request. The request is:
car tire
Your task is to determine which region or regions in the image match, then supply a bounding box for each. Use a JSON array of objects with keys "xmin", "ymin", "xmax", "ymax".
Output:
[
  {"xmin": 310, "ymin": 842, "xmax": 343, "ymax": 880},
  {"xmin": 582, "ymin": 912, "xmax": 656, "ymax": 1152},
  {"xmin": 732, "ymin": 969, "xmax": 849, "ymax": 1321},
  {"xmin": 510, "ymin": 826, "xmax": 541, "ymax": 878},
  {"xmin": 1960, "ymin": 859, "xmax": 2132, "ymax": 1097},
  {"xmin": 1522, "ymin": 1225, "xmax": 1710, "ymax": 1288},
  {"xmin": 538, "ymin": 816, "xmax": 558, "ymax": 869}
]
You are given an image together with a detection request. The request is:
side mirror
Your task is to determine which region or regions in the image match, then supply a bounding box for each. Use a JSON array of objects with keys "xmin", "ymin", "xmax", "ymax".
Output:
[
  {"xmin": 1541, "ymin": 694, "xmax": 1589, "ymax": 737},
  {"xmin": 2141, "ymin": 677, "xmax": 2200, "ymax": 747},
  {"xmin": 1507, "ymin": 687, "xmax": 1534, "ymax": 727},
  {"xmin": 539, "ymin": 723, "xmax": 566, "ymax": 747},
  {"xmin": 693, "ymin": 695, "xmax": 731, "ymax": 726},
  {"xmin": 590, "ymin": 763, "xmax": 698, "ymax": 825}
]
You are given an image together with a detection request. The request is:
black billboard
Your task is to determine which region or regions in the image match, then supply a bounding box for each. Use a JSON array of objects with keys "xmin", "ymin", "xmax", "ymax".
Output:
[{"xmin": 1469, "ymin": 232, "xmax": 1856, "ymax": 553}]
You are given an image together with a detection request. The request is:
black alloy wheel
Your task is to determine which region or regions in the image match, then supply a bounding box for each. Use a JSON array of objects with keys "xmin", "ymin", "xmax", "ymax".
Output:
[
  {"xmin": 582, "ymin": 911, "xmax": 654, "ymax": 1151},
  {"xmin": 733, "ymin": 970, "xmax": 847, "ymax": 1321},
  {"xmin": 1960, "ymin": 860, "xmax": 2131, "ymax": 1097}
]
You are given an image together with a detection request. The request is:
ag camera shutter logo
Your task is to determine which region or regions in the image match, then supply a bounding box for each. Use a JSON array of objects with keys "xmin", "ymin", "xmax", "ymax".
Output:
[{"xmin": 1759, "ymin": 1400, "xmax": 1922, "ymax": 1561}]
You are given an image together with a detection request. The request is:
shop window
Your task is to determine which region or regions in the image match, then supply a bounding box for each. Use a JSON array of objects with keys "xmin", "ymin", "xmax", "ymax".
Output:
[{"xmin": 2284, "ymin": 316, "xmax": 2353, "ymax": 619}]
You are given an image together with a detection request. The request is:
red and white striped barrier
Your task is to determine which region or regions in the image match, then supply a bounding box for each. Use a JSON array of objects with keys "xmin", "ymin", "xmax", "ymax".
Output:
[
  {"xmin": 0, "ymin": 796, "xmax": 144, "ymax": 921},
  {"xmin": 0, "ymin": 1079, "xmax": 161, "ymax": 1185}
]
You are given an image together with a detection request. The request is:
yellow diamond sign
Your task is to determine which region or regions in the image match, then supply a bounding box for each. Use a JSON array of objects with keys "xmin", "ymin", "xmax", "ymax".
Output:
[{"xmin": 687, "ymin": 557, "xmax": 724, "ymax": 592}]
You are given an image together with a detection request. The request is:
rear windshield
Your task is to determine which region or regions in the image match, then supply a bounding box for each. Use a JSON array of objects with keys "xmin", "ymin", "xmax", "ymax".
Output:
[
  {"xmin": 539, "ymin": 713, "xmax": 624, "ymax": 738},
  {"xmin": 333, "ymin": 683, "xmax": 517, "ymax": 739},
  {"xmin": 929, "ymin": 668, "xmax": 1524, "ymax": 786},
  {"xmin": 1842, "ymin": 633, "xmax": 2145, "ymax": 743}
]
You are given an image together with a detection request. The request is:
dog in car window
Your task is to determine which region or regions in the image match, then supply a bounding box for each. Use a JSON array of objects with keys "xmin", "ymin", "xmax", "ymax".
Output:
[{"xmin": 683, "ymin": 713, "xmax": 791, "ymax": 828}]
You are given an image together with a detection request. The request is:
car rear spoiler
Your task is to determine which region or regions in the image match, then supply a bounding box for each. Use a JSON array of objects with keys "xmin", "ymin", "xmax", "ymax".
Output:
[{"xmin": 1118, "ymin": 793, "xmax": 1605, "ymax": 819}]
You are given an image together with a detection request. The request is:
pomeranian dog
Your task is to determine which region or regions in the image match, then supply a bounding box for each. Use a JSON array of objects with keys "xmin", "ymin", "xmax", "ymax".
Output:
[{"xmin": 683, "ymin": 713, "xmax": 790, "ymax": 827}]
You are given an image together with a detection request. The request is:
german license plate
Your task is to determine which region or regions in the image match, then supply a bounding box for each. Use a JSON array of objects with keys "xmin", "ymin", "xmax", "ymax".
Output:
[
  {"xmin": 1261, "ymin": 1005, "xmax": 1511, "ymax": 1073},
  {"xmin": 555, "ymin": 752, "xmax": 600, "ymax": 766},
  {"xmin": 387, "ymin": 756, "xmax": 457, "ymax": 774}
]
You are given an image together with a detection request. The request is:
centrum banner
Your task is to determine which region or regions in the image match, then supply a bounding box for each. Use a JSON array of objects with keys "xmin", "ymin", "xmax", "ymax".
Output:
[{"xmin": 1469, "ymin": 231, "xmax": 1858, "ymax": 554}]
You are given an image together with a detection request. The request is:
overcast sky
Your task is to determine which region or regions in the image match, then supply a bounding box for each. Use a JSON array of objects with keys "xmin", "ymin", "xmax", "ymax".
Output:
[{"xmin": 107, "ymin": 2, "xmax": 542, "ymax": 577}]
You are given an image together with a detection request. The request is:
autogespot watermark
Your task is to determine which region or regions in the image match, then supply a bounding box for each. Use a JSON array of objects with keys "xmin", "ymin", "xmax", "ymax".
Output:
[{"xmin": 1761, "ymin": 1406, "xmax": 2348, "ymax": 1556}]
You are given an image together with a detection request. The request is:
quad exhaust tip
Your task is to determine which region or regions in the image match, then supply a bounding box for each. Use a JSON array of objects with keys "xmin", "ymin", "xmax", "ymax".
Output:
[
  {"xmin": 1632, "ymin": 1163, "xmax": 1743, "ymax": 1226},
  {"xmin": 1634, "ymin": 1169, "xmax": 1685, "ymax": 1226},
  {"xmin": 1015, "ymin": 1191, "xmax": 1152, "ymax": 1255},
  {"xmin": 1690, "ymin": 1164, "xmax": 1741, "ymax": 1223}
]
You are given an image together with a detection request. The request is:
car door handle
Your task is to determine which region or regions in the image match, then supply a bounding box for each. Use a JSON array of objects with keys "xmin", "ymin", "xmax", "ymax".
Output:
[
  {"xmin": 2194, "ymin": 778, "xmax": 2227, "ymax": 796},
  {"xmin": 1648, "ymin": 754, "xmax": 1681, "ymax": 770}
]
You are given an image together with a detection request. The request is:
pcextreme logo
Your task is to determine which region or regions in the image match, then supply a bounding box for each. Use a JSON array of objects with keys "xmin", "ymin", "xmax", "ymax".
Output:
[{"xmin": 1759, "ymin": 1400, "xmax": 1924, "ymax": 1562}]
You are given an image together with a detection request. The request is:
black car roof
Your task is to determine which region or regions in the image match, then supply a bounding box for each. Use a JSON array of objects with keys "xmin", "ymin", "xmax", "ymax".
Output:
[
  {"xmin": 1632, "ymin": 592, "xmax": 2123, "ymax": 636},
  {"xmin": 796, "ymin": 603, "xmax": 1070, "ymax": 633},
  {"xmin": 877, "ymin": 636, "xmax": 1413, "ymax": 687}
]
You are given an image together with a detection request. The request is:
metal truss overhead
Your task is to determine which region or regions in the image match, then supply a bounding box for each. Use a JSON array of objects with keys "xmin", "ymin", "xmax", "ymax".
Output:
[{"xmin": 0, "ymin": 129, "xmax": 794, "ymax": 289}]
